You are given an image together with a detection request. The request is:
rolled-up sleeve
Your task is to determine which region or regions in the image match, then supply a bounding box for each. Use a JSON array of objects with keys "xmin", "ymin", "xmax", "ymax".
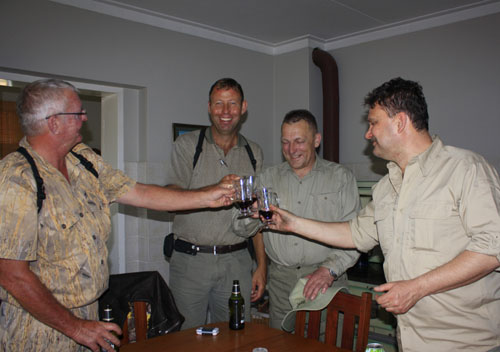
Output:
[{"xmin": 460, "ymin": 160, "xmax": 500, "ymax": 263}]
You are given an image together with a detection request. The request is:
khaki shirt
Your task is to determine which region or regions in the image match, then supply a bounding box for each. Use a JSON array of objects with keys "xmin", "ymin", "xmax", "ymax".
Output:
[
  {"xmin": 167, "ymin": 128, "xmax": 263, "ymax": 245},
  {"xmin": 234, "ymin": 157, "xmax": 360, "ymax": 275},
  {"xmin": 0, "ymin": 138, "xmax": 135, "ymax": 309},
  {"xmin": 350, "ymin": 136, "xmax": 500, "ymax": 351}
]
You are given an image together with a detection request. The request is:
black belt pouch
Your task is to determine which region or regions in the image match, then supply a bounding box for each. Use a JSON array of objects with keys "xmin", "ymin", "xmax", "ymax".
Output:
[{"xmin": 163, "ymin": 233, "xmax": 175, "ymax": 258}]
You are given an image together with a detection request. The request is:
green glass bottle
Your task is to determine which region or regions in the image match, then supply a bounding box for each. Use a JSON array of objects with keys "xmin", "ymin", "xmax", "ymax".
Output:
[
  {"xmin": 228, "ymin": 280, "xmax": 245, "ymax": 330},
  {"xmin": 101, "ymin": 305, "xmax": 119, "ymax": 351}
]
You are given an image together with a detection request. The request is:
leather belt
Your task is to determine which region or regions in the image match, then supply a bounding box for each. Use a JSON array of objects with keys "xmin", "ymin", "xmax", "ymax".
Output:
[{"xmin": 174, "ymin": 239, "xmax": 247, "ymax": 255}]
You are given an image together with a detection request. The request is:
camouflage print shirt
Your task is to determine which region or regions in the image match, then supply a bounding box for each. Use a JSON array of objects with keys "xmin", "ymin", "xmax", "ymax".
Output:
[{"xmin": 0, "ymin": 138, "xmax": 135, "ymax": 309}]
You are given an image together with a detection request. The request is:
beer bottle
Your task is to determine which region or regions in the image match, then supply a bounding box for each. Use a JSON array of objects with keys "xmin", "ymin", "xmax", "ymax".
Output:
[
  {"xmin": 228, "ymin": 280, "xmax": 245, "ymax": 330},
  {"xmin": 101, "ymin": 304, "xmax": 119, "ymax": 351}
]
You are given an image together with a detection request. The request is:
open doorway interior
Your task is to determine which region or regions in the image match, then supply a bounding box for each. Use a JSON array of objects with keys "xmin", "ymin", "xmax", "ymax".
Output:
[{"xmin": 0, "ymin": 81, "xmax": 102, "ymax": 158}]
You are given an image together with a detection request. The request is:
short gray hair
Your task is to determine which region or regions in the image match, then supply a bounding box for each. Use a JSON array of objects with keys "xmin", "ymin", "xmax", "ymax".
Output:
[{"xmin": 17, "ymin": 79, "xmax": 78, "ymax": 136}]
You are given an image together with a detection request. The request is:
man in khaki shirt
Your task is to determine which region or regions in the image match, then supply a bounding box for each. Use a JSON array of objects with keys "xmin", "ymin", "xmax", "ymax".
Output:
[
  {"xmin": 233, "ymin": 109, "xmax": 360, "ymax": 329},
  {"xmin": 166, "ymin": 78, "xmax": 265, "ymax": 330},
  {"xmin": 0, "ymin": 79, "xmax": 235, "ymax": 352},
  {"xmin": 268, "ymin": 78, "xmax": 500, "ymax": 351}
]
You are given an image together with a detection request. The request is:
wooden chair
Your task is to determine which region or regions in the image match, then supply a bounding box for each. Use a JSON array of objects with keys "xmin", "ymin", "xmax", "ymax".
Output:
[
  {"xmin": 120, "ymin": 301, "xmax": 148, "ymax": 345},
  {"xmin": 295, "ymin": 291, "xmax": 372, "ymax": 352}
]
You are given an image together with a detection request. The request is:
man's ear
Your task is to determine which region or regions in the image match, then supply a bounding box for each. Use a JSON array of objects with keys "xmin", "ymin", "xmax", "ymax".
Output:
[
  {"xmin": 395, "ymin": 112, "xmax": 409, "ymax": 134},
  {"xmin": 241, "ymin": 100, "xmax": 248, "ymax": 115},
  {"xmin": 314, "ymin": 133, "xmax": 322, "ymax": 148},
  {"xmin": 46, "ymin": 116, "xmax": 60, "ymax": 135}
]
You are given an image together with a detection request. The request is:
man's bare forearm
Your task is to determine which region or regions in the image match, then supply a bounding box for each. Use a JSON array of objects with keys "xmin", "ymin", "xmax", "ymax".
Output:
[
  {"xmin": 416, "ymin": 250, "xmax": 500, "ymax": 296},
  {"xmin": 118, "ymin": 181, "xmax": 232, "ymax": 211},
  {"xmin": 277, "ymin": 208, "xmax": 356, "ymax": 249},
  {"xmin": 0, "ymin": 259, "xmax": 80, "ymax": 338}
]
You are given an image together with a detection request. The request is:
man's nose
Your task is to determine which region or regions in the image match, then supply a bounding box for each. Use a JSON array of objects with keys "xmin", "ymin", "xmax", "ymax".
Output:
[{"xmin": 365, "ymin": 128, "xmax": 372, "ymax": 140}]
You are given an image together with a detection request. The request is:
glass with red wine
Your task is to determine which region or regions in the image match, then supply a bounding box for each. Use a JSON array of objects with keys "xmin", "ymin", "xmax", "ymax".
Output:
[
  {"xmin": 234, "ymin": 176, "xmax": 256, "ymax": 218},
  {"xmin": 256, "ymin": 187, "xmax": 279, "ymax": 229}
]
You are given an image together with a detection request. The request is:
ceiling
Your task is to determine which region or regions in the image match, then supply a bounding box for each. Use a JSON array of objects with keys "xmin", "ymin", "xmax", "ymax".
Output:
[{"xmin": 51, "ymin": 0, "xmax": 500, "ymax": 54}]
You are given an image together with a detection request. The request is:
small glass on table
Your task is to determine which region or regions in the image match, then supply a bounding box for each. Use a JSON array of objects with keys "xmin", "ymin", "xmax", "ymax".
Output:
[
  {"xmin": 257, "ymin": 187, "xmax": 279, "ymax": 229},
  {"xmin": 234, "ymin": 176, "xmax": 256, "ymax": 218}
]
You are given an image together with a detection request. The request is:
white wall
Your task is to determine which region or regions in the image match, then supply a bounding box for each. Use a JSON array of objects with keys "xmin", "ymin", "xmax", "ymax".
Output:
[{"xmin": 330, "ymin": 12, "xmax": 500, "ymax": 180}]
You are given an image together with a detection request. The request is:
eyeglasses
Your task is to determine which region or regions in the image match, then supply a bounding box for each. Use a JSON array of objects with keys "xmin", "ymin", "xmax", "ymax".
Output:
[{"xmin": 45, "ymin": 110, "xmax": 87, "ymax": 120}]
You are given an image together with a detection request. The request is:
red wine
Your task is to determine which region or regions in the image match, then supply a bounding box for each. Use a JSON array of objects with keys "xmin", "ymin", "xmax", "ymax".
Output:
[
  {"xmin": 236, "ymin": 199, "xmax": 253, "ymax": 212},
  {"xmin": 259, "ymin": 210, "xmax": 273, "ymax": 220}
]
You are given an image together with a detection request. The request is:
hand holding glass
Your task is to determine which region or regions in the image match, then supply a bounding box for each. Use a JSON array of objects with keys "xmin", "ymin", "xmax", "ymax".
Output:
[
  {"xmin": 257, "ymin": 187, "xmax": 279, "ymax": 228},
  {"xmin": 234, "ymin": 176, "xmax": 255, "ymax": 218}
]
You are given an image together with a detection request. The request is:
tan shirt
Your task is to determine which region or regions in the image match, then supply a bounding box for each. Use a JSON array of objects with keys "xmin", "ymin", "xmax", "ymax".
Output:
[
  {"xmin": 350, "ymin": 136, "xmax": 500, "ymax": 351},
  {"xmin": 0, "ymin": 138, "xmax": 135, "ymax": 309},
  {"xmin": 167, "ymin": 128, "xmax": 263, "ymax": 245},
  {"xmin": 234, "ymin": 157, "xmax": 360, "ymax": 275}
]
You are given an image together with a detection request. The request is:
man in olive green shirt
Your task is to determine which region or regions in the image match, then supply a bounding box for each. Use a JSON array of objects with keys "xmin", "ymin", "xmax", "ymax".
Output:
[
  {"xmin": 167, "ymin": 78, "xmax": 265, "ymax": 330},
  {"xmin": 268, "ymin": 78, "xmax": 500, "ymax": 351},
  {"xmin": 234, "ymin": 109, "xmax": 360, "ymax": 329}
]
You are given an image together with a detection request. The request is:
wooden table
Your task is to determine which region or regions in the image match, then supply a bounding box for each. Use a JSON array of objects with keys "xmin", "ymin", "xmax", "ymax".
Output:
[{"xmin": 121, "ymin": 322, "xmax": 351, "ymax": 352}]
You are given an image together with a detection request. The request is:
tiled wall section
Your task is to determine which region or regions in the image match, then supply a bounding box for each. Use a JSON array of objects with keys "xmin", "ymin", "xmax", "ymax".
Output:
[{"xmin": 123, "ymin": 161, "xmax": 172, "ymax": 283}]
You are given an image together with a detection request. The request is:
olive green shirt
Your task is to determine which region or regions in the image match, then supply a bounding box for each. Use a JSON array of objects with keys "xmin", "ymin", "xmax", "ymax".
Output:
[
  {"xmin": 167, "ymin": 128, "xmax": 263, "ymax": 245},
  {"xmin": 350, "ymin": 136, "xmax": 500, "ymax": 351}
]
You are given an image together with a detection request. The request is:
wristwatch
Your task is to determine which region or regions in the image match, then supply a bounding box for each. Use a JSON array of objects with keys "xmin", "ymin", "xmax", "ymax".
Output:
[{"xmin": 328, "ymin": 268, "xmax": 338, "ymax": 280}]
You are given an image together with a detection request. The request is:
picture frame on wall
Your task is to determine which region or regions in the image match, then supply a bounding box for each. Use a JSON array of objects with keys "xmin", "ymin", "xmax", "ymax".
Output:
[{"xmin": 172, "ymin": 123, "xmax": 207, "ymax": 141}]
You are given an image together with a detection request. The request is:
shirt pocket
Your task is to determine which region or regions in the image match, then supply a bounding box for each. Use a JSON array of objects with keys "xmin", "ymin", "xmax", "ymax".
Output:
[
  {"xmin": 310, "ymin": 191, "xmax": 341, "ymax": 221},
  {"xmin": 409, "ymin": 203, "xmax": 454, "ymax": 252}
]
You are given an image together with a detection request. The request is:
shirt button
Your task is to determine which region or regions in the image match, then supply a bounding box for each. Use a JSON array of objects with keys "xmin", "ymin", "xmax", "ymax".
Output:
[
  {"xmin": 298, "ymin": 201, "xmax": 301, "ymax": 204},
  {"xmin": 92, "ymin": 235, "xmax": 97, "ymax": 240},
  {"xmin": 79, "ymin": 213, "xmax": 84, "ymax": 217},
  {"xmin": 101, "ymin": 260, "xmax": 104, "ymax": 264},
  {"xmin": 294, "ymin": 243, "xmax": 299, "ymax": 246},
  {"xmin": 61, "ymin": 224, "xmax": 66, "ymax": 229}
]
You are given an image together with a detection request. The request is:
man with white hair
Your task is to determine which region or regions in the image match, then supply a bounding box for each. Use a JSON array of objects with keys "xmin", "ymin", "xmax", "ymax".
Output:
[{"xmin": 0, "ymin": 79, "xmax": 235, "ymax": 351}]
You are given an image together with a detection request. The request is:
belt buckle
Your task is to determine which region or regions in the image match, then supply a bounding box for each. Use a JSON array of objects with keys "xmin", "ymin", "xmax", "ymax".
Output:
[{"xmin": 213, "ymin": 245, "xmax": 217, "ymax": 255}]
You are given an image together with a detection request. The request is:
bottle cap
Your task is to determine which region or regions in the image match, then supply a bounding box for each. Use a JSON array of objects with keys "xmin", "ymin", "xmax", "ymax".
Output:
[{"xmin": 103, "ymin": 305, "xmax": 114, "ymax": 322}]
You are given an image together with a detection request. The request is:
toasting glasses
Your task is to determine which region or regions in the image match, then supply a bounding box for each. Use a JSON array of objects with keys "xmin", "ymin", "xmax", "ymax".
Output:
[
  {"xmin": 256, "ymin": 187, "xmax": 279, "ymax": 229},
  {"xmin": 234, "ymin": 176, "xmax": 256, "ymax": 218}
]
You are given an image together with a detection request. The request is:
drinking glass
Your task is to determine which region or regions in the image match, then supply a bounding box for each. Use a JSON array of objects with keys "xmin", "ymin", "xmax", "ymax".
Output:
[
  {"xmin": 257, "ymin": 187, "xmax": 279, "ymax": 229},
  {"xmin": 234, "ymin": 176, "xmax": 255, "ymax": 218}
]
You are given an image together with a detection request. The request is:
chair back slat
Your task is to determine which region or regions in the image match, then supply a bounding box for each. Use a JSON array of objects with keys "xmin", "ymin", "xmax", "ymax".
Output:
[
  {"xmin": 306, "ymin": 311, "xmax": 321, "ymax": 340},
  {"xmin": 293, "ymin": 290, "xmax": 372, "ymax": 352},
  {"xmin": 324, "ymin": 308, "xmax": 340, "ymax": 345}
]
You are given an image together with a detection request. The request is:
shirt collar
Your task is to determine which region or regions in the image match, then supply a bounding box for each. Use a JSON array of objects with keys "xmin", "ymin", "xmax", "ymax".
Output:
[
  {"xmin": 204, "ymin": 127, "xmax": 247, "ymax": 148},
  {"xmin": 282, "ymin": 154, "xmax": 325, "ymax": 179},
  {"xmin": 387, "ymin": 135, "xmax": 443, "ymax": 190},
  {"xmin": 20, "ymin": 137, "xmax": 84, "ymax": 170}
]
